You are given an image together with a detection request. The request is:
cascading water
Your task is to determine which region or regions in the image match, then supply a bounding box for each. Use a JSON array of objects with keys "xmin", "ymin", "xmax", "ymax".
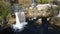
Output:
[
  {"xmin": 12, "ymin": 12, "xmax": 27, "ymax": 32},
  {"xmin": 56, "ymin": 11, "xmax": 60, "ymax": 17},
  {"xmin": 31, "ymin": 0, "xmax": 37, "ymax": 19},
  {"xmin": 11, "ymin": 4, "xmax": 27, "ymax": 32}
]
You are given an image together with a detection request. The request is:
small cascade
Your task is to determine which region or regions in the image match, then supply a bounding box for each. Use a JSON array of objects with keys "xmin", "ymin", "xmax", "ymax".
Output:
[
  {"xmin": 31, "ymin": 0, "xmax": 35, "ymax": 8},
  {"xmin": 12, "ymin": 12, "xmax": 27, "ymax": 32},
  {"xmin": 12, "ymin": 4, "xmax": 27, "ymax": 32},
  {"xmin": 56, "ymin": 11, "xmax": 60, "ymax": 17},
  {"xmin": 31, "ymin": 0, "xmax": 36, "ymax": 19}
]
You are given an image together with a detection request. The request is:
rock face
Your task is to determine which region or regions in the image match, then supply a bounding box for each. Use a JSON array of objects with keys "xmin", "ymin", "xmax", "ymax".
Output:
[
  {"xmin": 36, "ymin": 4, "xmax": 58, "ymax": 17},
  {"xmin": 25, "ymin": 4, "xmax": 58, "ymax": 18},
  {"xmin": 50, "ymin": 17, "xmax": 60, "ymax": 26}
]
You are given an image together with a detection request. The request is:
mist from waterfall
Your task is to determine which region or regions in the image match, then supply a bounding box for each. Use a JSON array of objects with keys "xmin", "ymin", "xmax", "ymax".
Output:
[{"xmin": 12, "ymin": 12, "xmax": 27, "ymax": 32}]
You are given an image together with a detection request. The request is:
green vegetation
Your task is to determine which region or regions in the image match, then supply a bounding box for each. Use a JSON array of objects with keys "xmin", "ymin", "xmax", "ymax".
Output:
[
  {"xmin": 0, "ymin": 0, "xmax": 60, "ymax": 29},
  {"xmin": 35, "ymin": 0, "xmax": 50, "ymax": 4},
  {"xmin": 0, "ymin": 1, "xmax": 11, "ymax": 26}
]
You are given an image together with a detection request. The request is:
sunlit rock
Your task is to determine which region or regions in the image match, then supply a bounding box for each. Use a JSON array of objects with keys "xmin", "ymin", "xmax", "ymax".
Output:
[{"xmin": 36, "ymin": 4, "xmax": 58, "ymax": 17}]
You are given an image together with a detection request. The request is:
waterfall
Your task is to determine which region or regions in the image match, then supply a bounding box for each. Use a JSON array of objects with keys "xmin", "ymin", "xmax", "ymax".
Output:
[
  {"xmin": 31, "ymin": 0, "xmax": 37, "ymax": 19},
  {"xmin": 12, "ymin": 12, "xmax": 27, "ymax": 32},
  {"xmin": 31, "ymin": 0, "xmax": 35, "ymax": 8},
  {"xmin": 56, "ymin": 11, "xmax": 60, "ymax": 17},
  {"xmin": 11, "ymin": 4, "xmax": 27, "ymax": 32},
  {"xmin": 15, "ymin": 12, "xmax": 20, "ymax": 24}
]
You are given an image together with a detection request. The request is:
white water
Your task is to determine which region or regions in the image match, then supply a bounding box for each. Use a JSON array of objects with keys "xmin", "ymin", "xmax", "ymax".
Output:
[
  {"xmin": 12, "ymin": 12, "xmax": 27, "ymax": 32},
  {"xmin": 56, "ymin": 11, "xmax": 60, "ymax": 17}
]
